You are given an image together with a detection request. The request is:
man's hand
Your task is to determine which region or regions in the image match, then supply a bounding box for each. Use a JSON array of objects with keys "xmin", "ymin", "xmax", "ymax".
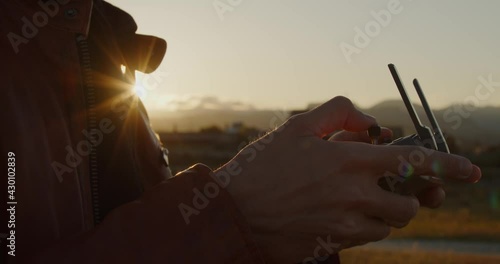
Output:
[{"xmin": 216, "ymin": 96, "xmax": 481, "ymax": 263}]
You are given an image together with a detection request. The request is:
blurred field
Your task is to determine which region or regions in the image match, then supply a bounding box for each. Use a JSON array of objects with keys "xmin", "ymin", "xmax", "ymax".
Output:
[
  {"xmin": 341, "ymin": 247, "xmax": 500, "ymax": 264},
  {"xmin": 342, "ymin": 167, "xmax": 500, "ymax": 263},
  {"xmin": 389, "ymin": 207, "xmax": 500, "ymax": 240},
  {"xmin": 338, "ymin": 207, "xmax": 500, "ymax": 263}
]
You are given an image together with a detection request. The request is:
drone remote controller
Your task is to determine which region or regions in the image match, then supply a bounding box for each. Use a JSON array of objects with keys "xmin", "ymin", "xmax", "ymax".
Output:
[{"xmin": 373, "ymin": 64, "xmax": 450, "ymax": 195}]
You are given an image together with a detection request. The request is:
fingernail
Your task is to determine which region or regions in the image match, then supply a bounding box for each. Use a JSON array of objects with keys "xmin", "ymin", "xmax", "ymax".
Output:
[{"xmin": 458, "ymin": 160, "xmax": 472, "ymax": 179}]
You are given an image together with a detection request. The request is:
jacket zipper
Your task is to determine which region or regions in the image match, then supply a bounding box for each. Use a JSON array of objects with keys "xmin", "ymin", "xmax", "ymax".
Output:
[{"xmin": 77, "ymin": 35, "xmax": 102, "ymax": 225}]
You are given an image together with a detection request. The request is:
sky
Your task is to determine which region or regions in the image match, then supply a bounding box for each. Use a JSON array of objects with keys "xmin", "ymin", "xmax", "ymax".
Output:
[{"xmin": 108, "ymin": 0, "xmax": 500, "ymax": 113}]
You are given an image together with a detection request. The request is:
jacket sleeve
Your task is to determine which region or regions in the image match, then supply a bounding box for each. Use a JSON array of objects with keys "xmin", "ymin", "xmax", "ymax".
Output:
[{"xmin": 31, "ymin": 164, "xmax": 265, "ymax": 264}]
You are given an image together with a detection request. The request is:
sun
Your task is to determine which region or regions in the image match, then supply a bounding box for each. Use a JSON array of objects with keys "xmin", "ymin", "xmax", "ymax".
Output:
[
  {"xmin": 120, "ymin": 65, "xmax": 148, "ymax": 99},
  {"xmin": 133, "ymin": 84, "xmax": 147, "ymax": 99},
  {"xmin": 134, "ymin": 71, "xmax": 150, "ymax": 99}
]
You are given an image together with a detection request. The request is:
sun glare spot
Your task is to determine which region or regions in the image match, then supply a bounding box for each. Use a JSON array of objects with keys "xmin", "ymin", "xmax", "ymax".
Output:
[{"xmin": 134, "ymin": 84, "xmax": 147, "ymax": 99}]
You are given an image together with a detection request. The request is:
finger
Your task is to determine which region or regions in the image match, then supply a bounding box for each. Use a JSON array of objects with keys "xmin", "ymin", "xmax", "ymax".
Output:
[
  {"xmin": 290, "ymin": 96, "xmax": 377, "ymax": 138},
  {"xmin": 364, "ymin": 189, "xmax": 419, "ymax": 227},
  {"xmin": 417, "ymin": 186, "xmax": 445, "ymax": 208},
  {"xmin": 329, "ymin": 127, "xmax": 392, "ymax": 143},
  {"xmin": 360, "ymin": 145, "xmax": 481, "ymax": 181},
  {"xmin": 468, "ymin": 165, "xmax": 482, "ymax": 183},
  {"xmin": 329, "ymin": 131, "xmax": 370, "ymax": 142}
]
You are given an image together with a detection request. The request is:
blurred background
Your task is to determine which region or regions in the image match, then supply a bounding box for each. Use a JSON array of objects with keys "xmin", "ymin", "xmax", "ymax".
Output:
[{"xmin": 110, "ymin": 0, "xmax": 500, "ymax": 262}]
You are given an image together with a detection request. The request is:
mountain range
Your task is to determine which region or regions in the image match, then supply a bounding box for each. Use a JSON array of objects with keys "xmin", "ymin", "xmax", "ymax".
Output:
[{"xmin": 149, "ymin": 100, "xmax": 500, "ymax": 149}]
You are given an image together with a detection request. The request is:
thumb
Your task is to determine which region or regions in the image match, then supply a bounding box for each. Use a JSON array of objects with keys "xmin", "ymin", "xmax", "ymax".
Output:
[{"xmin": 292, "ymin": 96, "xmax": 377, "ymax": 137}]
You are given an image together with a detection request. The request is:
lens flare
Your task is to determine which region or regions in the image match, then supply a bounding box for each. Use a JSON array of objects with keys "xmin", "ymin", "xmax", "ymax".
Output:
[
  {"xmin": 432, "ymin": 160, "xmax": 443, "ymax": 176},
  {"xmin": 401, "ymin": 163, "xmax": 415, "ymax": 178}
]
